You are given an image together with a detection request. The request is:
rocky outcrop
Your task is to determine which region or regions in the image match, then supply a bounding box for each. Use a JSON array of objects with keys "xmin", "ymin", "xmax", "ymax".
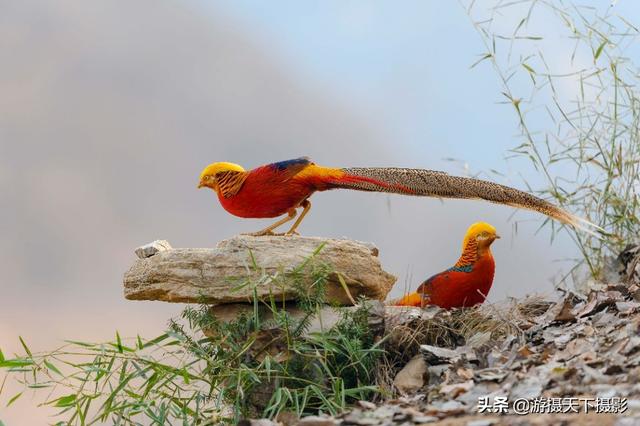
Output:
[{"xmin": 123, "ymin": 236, "xmax": 396, "ymax": 305}]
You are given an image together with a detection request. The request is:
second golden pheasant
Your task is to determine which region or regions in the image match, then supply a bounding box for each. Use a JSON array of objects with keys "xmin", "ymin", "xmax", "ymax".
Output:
[
  {"xmin": 198, "ymin": 157, "xmax": 594, "ymax": 236},
  {"xmin": 391, "ymin": 222, "xmax": 499, "ymax": 309}
]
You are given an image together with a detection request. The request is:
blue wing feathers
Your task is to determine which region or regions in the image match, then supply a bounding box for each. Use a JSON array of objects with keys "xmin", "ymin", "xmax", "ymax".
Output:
[{"xmin": 269, "ymin": 157, "xmax": 312, "ymax": 171}]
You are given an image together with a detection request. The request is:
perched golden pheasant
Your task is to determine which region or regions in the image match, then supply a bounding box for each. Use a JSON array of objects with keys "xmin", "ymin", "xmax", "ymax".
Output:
[
  {"xmin": 197, "ymin": 157, "xmax": 594, "ymax": 236},
  {"xmin": 392, "ymin": 222, "xmax": 498, "ymax": 309}
]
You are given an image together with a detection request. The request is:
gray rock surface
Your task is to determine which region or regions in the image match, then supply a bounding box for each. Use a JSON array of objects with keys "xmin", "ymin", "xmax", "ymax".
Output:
[
  {"xmin": 123, "ymin": 235, "xmax": 396, "ymax": 305},
  {"xmin": 206, "ymin": 303, "xmax": 353, "ymax": 336}
]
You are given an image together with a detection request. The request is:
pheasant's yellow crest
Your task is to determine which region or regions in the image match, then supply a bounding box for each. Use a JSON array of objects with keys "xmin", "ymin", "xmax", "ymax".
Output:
[
  {"xmin": 199, "ymin": 162, "xmax": 245, "ymax": 181},
  {"xmin": 198, "ymin": 162, "xmax": 246, "ymax": 190},
  {"xmin": 461, "ymin": 222, "xmax": 498, "ymax": 250}
]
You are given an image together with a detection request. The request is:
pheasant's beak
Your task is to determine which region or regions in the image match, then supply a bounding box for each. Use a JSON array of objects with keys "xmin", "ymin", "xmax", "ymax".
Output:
[
  {"xmin": 495, "ymin": 234, "xmax": 501, "ymax": 239},
  {"xmin": 197, "ymin": 182, "xmax": 204, "ymax": 189}
]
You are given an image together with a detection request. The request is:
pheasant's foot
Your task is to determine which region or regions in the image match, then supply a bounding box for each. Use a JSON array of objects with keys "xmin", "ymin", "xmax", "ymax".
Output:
[
  {"xmin": 242, "ymin": 230, "xmax": 275, "ymax": 237},
  {"xmin": 245, "ymin": 210, "xmax": 298, "ymax": 237},
  {"xmin": 283, "ymin": 200, "xmax": 311, "ymax": 236},
  {"xmin": 243, "ymin": 230, "xmax": 292, "ymax": 237}
]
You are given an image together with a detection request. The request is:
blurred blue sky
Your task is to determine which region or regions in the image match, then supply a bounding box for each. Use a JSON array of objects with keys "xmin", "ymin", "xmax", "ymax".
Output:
[
  {"xmin": 211, "ymin": 1, "xmax": 509, "ymax": 168},
  {"xmin": 211, "ymin": 0, "xmax": 639, "ymax": 174}
]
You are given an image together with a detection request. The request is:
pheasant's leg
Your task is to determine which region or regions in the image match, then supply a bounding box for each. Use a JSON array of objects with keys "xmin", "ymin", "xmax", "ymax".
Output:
[
  {"xmin": 284, "ymin": 200, "xmax": 311, "ymax": 236},
  {"xmin": 247, "ymin": 209, "xmax": 297, "ymax": 236}
]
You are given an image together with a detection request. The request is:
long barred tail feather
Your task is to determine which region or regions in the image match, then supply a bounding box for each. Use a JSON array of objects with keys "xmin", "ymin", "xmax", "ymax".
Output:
[{"xmin": 334, "ymin": 167, "xmax": 601, "ymax": 235}]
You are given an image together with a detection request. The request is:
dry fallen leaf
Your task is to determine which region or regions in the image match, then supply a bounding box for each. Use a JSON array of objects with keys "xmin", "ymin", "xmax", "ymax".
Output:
[
  {"xmin": 517, "ymin": 345, "xmax": 534, "ymax": 358},
  {"xmin": 439, "ymin": 380, "xmax": 474, "ymax": 398}
]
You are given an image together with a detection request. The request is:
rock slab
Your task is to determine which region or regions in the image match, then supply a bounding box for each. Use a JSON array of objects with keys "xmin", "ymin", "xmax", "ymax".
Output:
[{"xmin": 123, "ymin": 236, "xmax": 396, "ymax": 305}]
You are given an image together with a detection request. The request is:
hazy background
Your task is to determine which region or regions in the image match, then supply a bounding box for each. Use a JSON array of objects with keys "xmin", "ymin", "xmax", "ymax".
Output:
[{"xmin": 1, "ymin": 1, "xmax": 635, "ymax": 423}]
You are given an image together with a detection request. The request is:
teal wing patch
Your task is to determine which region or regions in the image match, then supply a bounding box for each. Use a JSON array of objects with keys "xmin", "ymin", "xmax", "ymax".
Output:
[{"xmin": 447, "ymin": 264, "xmax": 473, "ymax": 273}]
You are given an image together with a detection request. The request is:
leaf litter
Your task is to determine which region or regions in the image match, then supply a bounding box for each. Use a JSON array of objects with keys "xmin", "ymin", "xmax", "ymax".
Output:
[{"xmin": 248, "ymin": 245, "xmax": 640, "ymax": 425}]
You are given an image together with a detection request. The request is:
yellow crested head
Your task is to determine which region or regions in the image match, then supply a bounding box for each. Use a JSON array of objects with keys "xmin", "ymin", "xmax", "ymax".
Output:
[
  {"xmin": 198, "ymin": 162, "xmax": 245, "ymax": 190},
  {"xmin": 461, "ymin": 222, "xmax": 499, "ymax": 251}
]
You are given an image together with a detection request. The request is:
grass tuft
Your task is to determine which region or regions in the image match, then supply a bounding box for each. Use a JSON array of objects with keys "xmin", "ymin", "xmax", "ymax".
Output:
[
  {"xmin": 465, "ymin": 0, "xmax": 640, "ymax": 282},
  {"xmin": 0, "ymin": 247, "xmax": 384, "ymax": 424}
]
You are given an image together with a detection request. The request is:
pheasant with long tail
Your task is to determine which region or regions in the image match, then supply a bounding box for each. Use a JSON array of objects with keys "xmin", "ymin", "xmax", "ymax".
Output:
[
  {"xmin": 391, "ymin": 222, "xmax": 498, "ymax": 309},
  {"xmin": 197, "ymin": 157, "xmax": 595, "ymax": 236}
]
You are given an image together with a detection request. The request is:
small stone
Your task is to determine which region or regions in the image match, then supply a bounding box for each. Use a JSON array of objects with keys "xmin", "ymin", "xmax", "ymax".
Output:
[
  {"xmin": 394, "ymin": 355, "xmax": 428, "ymax": 395},
  {"xmin": 134, "ymin": 240, "xmax": 172, "ymax": 259}
]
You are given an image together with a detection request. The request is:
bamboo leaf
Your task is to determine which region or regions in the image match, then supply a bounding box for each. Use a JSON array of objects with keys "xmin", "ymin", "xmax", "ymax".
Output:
[
  {"xmin": 44, "ymin": 360, "xmax": 63, "ymax": 376},
  {"xmin": 116, "ymin": 331, "xmax": 123, "ymax": 353},
  {"xmin": 336, "ymin": 273, "xmax": 356, "ymax": 305},
  {"xmin": 7, "ymin": 391, "xmax": 23, "ymax": 407},
  {"xmin": 470, "ymin": 53, "xmax": 493, "ymax": 69},
  {"xmin": 0, "ymin": 358, "xmax": 33, "ymax": 368},
  {"xmin": 0, "ymin": 375, "xmax": 6, "ymax": 397},
  {"xmin": 19, "ymin": 336, "xmax": 32, "ymax": 358},
  {"xmin": 594, "ymin": 40, "xmax": 607, "ymax": 60},
  {"xmin": 52, "ymin": 394, "xmax": 76, "ymax": 408},
  {"xmin": 142, "ymin": 333, "xmax": 170, "ymax": 349},
  {"xmin": 64, "ymin": 340, "xmax": 96, "ymax": 348}
]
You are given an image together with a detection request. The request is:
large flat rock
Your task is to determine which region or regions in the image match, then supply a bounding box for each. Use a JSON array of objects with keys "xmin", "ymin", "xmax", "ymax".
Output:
[{"xmin": 123, "ymin": 236, "xmax": 396, "ymax": 305}]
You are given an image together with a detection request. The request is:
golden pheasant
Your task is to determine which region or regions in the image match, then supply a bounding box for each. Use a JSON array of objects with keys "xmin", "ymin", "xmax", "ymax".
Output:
[
  {"xmin": 392, "ymin": 222, "xmax": 498, "ymax": 309},
  {"xmin": 197, "ymin": 157, "xmax": 593, "ymax": 236}
]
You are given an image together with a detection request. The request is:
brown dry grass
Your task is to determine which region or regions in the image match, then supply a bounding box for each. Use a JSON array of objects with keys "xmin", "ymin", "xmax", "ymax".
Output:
[{"xmin": 376, "ymin": 295, "xmax": 553, "ymax": 395}]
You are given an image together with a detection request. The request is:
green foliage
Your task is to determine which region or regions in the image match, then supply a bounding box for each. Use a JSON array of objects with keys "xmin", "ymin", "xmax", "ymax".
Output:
[
  {"xmin": 466, "ymin": 0, "xmax": 640, "ymax": 278},
  {"xmin": 0, "ymin": 247, "xmax": 383, "ymax": 424}
]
